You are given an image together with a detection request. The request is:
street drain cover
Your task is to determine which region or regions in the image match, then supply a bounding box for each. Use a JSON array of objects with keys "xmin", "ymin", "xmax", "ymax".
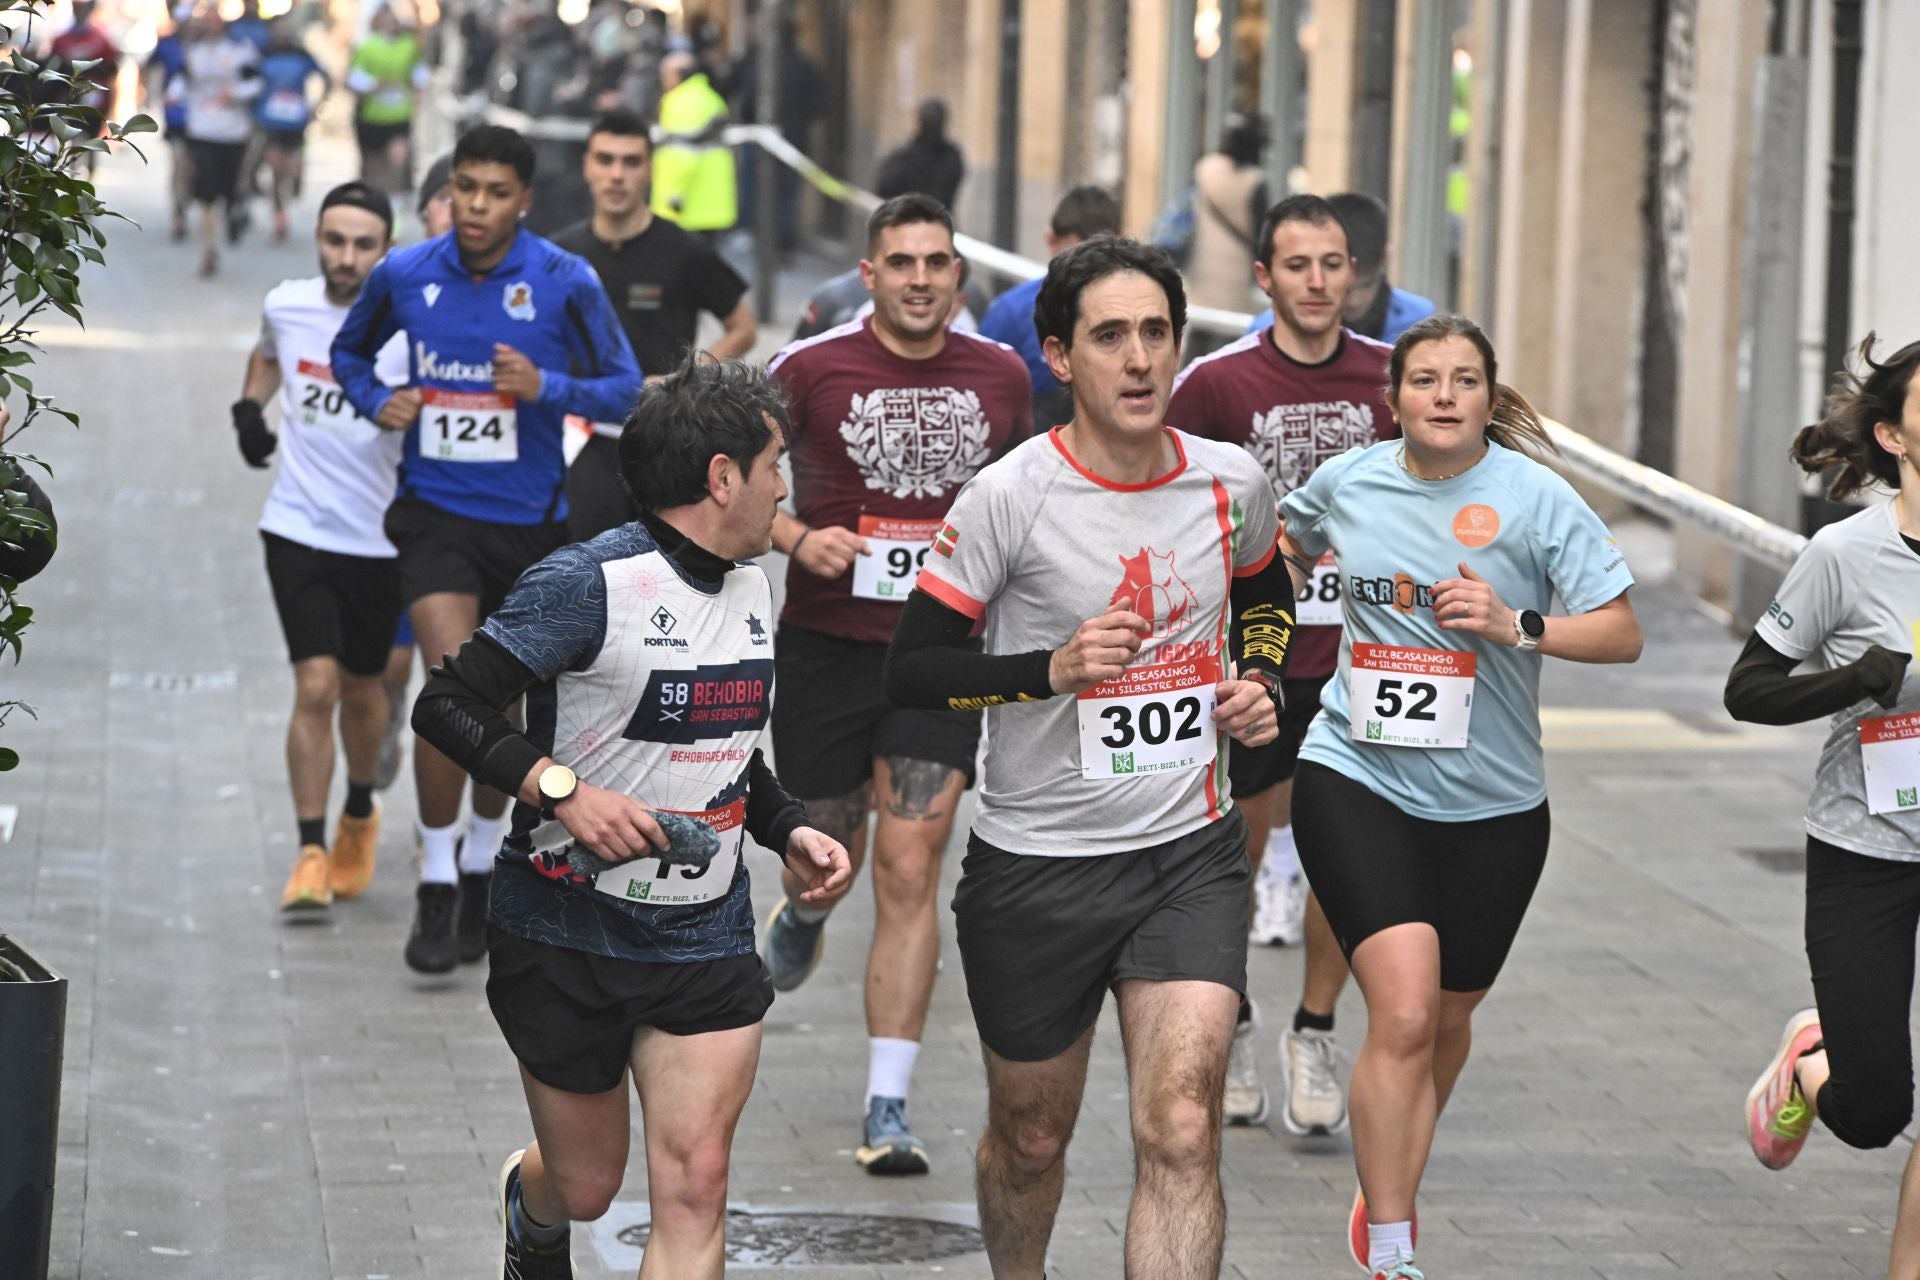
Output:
[{"xmin": 616, "ymin": 1208, "xmax": 985, "ymax": 1265}]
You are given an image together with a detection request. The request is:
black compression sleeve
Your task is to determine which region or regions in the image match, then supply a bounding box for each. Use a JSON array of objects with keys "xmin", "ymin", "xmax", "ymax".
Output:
[
  {"xmin": 1230, "ymin": 547, "xmax": 1297, "ymax": 681},
  {"xmin": 883, "ymin": 589, "xmax": 1056, "ymax": 711},
  {"xmin": 745, "ymin": 748, "xmax": 810, "ymax": 862},
  {"xmin": 412, "ymin": 632, "xmax": 546, "ymax": 798},
  {"xmin": 1722, "ymin": 631, "xmax": 1910, "ymax": 726}
]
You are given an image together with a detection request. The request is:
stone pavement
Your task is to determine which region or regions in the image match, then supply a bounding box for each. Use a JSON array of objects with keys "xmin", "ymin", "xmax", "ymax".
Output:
[{"xmin": 3, "ymin": 136, "xmax": 1910, "ymax": 1280}]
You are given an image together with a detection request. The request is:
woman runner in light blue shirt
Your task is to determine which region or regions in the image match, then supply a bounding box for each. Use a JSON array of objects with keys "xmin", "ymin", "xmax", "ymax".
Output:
[{"xmin": 1276, "ymin": 313, "xmax": 1643, "ymax": 1279}]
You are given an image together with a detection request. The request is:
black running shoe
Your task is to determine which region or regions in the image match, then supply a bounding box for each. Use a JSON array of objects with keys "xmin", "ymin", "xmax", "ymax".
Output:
[
  {"xmin": 403, "ymin": 882, "xmax": 459, "ymax": 974},
  {"xmin": 457, "ymin": 871, "xmax": 491, "ymax": 965},
  {"xmin": 498, "ymin": 1148, "xmax": 575, "ymax": 1279}
]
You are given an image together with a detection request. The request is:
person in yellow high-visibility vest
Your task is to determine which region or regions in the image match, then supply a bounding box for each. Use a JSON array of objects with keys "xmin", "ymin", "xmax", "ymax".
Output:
[{"xmin": 651, "ymin": 52, "xmax": 737, "ymax": 235}]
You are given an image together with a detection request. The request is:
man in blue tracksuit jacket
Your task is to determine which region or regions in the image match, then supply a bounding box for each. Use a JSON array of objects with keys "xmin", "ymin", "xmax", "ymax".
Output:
[{"xmin": 331, "ymin": 123, "xmax": 643, "ymax": 977}]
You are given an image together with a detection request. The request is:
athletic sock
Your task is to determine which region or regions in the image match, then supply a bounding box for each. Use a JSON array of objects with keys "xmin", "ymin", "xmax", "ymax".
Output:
[
  {"xmin": 418, "ymin": 820, "xmax": 461, "ymax": 886},
  {"xmin": 343, "ymin": 781, "xmax": 374, "ymax": 820},
  {"xmin": 507, "ymin": 1177, "xmax": 568, "ymax": 1250},
  {"xmin": 463, "ymin": 811, "xmax": 511, "ymax": 874},
  {"xmin": 1293, "ymin": 1005, "xmax": 1334, "ymax": 1034},
  {"xmin": 865, "ymin": 1037, "xmax": 921, "ymax": 1106},
  {"xmin": 297, "ymin": 817, "xmax": 325, "ymax": 849},
  {"xmin": 790, "ymin": 901, "xmax": 831, "ymax": 926},
  {"xmin": 1266, "ymin": 823, "xmax": 1300, "ymax": 880},
  {"xmin": 1367, "ymin": 1221, "xmax": 1415, "ymax": 1273}
]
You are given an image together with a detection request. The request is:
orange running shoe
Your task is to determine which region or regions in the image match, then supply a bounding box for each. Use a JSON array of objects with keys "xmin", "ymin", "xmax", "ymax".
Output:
[
  {"xmin": 1349, "ymin": 1186, "xmax": 1419, "ymax": 1274},
  {"xmin": 329, "ymin": 803, "xmax": 380, "ymax": 898},
  {"xmin": 281, "ymin": 845, "xmax": 333, "ymax": 913},
  {"xmin": 1746, "ymin": 1007, "xmax": 1823, "ymax": 1170}
]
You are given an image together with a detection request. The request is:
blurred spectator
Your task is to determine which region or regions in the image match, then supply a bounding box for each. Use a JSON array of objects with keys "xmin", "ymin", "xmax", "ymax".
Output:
[
  {"xmin": 874, "ymin": 99, "xmax": 963, "ymax": 209},
  {"xmin": 651, "ymin": 49, "xmax": 736, "ymax": 237},
  {"xmin": 143, "ymin": 4, "xmax": 194, "ymax": 241},
  {"xmin": 227, "ymin": 0, "xmax": 271, "ymax": 53},
  {"xmin": 723, "ymin": 13, "xmax": 826, "ymax": 250},
  {"xmin": 347, "ymin": 4, "xmax": 426, "ymax": 195},
  {"xmin": 1187, "ymin": 111, "xmax": 1270, "ymax": 338}
]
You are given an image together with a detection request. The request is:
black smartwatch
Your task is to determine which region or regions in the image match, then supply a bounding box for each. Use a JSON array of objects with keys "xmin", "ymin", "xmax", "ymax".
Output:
[
  {"xmin": 1242, "ymin": 668, "xmax": 1285, "ymax": 711},
  {"xmin": 1513, "ymin": 609, "xmax": 1545, "ymax": 651}
]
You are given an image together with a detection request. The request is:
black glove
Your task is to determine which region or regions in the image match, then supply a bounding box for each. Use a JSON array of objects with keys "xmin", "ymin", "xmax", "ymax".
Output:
[
  {"xmin": 1857, "ymin": 644, "xmax": 1913, "ymax": 709},
  {"xmin": 231, "ymin": 399, "xmax": 276, "ymax": 468}
]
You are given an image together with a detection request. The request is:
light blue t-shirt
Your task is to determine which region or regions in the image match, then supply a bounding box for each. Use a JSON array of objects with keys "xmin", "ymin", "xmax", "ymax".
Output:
[{"xmin": 1280, "ymin": 439, "xmax": 1634, "ymax": 820}]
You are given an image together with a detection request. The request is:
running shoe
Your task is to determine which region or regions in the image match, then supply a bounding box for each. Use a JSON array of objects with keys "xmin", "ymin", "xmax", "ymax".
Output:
[
  {"xmin": 497, "ymin": 1148, "xmax": 576, "ymax": 1279},
  {"xmin": 329, "ymin": 804, "xmax": 380, "ymax": 899},
  {"xmin": 1280, "ymin": 1026, "xmax": 1349, "ymax": 1135},
  {"xmin": 457, "ymin": 870, "xmax": 492, "ymax": 965},
  {"xmin": 280, "ymin": 844, "xmax": 333, "ymax": 913},
  {"xmin": 1224, "ymin": 1000, "xmax": 1270, "ymax": 1125},
  {"xmin": 1746, "ymin": 1007, "xmax": 1823, "ymax": 1170},
  {"xmin": 1348, "ymin": 1188, "xmax": 1418, "ymax": 1274},
  {"xmin": 1372, "ymin": 1260, "xmax": 1424, "ymax": 1280},
  {"xmin": 404, "ymin": 882, "xmax": 460, "ymax": 974},
  {"xmin": 1250, "ymin": 870, "xmax": 1306, "ymax": 947},
  {"xmin": 856, "ymin": 1095, "xmax": 930, "ymax": 1175},
  {"xmin": 374, "ymin": 709, "xmax": 406, "ymax": 791},
  {"xmin": 762, "ymin": 896, "xmax": 826, "ymax": 992}
]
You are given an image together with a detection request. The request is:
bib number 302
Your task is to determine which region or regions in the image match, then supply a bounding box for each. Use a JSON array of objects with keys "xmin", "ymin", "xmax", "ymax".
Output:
[
  {"xmin": 422, "ymin": 388, "xmax": 518, "ymax": 462},
  {"xmin": 1077, "ymin": 656, "xmax": 1221, "ymax": 779},
  {"xmin": 1347, "ymin": 642, "xmax": 1474, "ymax": 749}
]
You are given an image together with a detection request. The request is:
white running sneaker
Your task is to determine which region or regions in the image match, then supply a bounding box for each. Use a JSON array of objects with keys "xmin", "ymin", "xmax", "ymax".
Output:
[
  {"xmin": 1250, "ymin": 868, "xmax": 1306, "ymax": 947},
  {"xmin": 1223, "ymin": 1000, "xmax": 1270, "ymax": 1125},
  {"xmin": 1280, "ymin": 1026, "xmax": 1349, "ymax": 1135}
]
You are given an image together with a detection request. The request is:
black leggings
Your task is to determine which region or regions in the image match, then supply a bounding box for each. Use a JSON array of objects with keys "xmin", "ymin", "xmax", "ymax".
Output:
[{"xmin": 1805, "ymin": 834, "xmax": 1920, "ymax": 1149}]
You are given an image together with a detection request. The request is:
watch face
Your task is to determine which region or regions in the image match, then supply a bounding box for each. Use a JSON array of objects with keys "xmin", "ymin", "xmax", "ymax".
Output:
[
  {"xmin": 540, "ymin": 764, "xmax": 576, "ymax": 800},
  {"xmin": 1521, "ymin": 610, "xmax": 1545, "ymax": 638}
]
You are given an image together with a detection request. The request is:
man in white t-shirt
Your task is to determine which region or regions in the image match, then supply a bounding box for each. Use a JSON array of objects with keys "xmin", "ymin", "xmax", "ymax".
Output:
[
  {"xmin": 233, "ymin": 182, "xmax": 409, "ymax": 915},
  {"xmin": 886, "ymin": 237, "xmax": 1298, "ymax": 1278}
]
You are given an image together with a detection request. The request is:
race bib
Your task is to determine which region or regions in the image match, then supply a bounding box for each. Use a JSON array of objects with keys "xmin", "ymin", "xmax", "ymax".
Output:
[
  {"xmin": 1296, "ymin": 552, "xmax": 1344, "ymax": 627},
  {"xmin": 422, "ymin": 388, "xmax": 517, "ymax": 462},
  {"xmin": 1077, "ymin": 655, "xmax": 1221, "ymax": 779},
  {"xmin": 261, "ymin": 89, "xmax": 308, "ymax": 126},
  {"xmin": 1861, "ymin": 712, "xmax": 1920, "ymax": 816},
  {"xmin": 590, "ymin": 799, "xmax": 744, "ymax": 907},
  {"xmin": 372, "ymin": 84, "xmax": 411, "ymax": 110},
  {"xmin": 850, "ymin": 515, "xmax": 941, "ymax": 602},
  {"xmin": 290, "ymin": 360, "xmax": 375, "ymax": 442},
  {"xmin": 1348, "ymin": 643, "xmax": 1475, "ymax": 749}
]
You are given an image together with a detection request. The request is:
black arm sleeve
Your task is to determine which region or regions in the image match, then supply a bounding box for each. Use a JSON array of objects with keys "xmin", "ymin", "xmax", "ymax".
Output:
[
  {"xmin": 883, "ymin": 589, "xmax": 1056, "ymax": 711},
  {"xmin": 1722, "ymin": 631, "xmax": 1910, "ymax": 726},
  {"xmin": 745, "ymin": 748, "xmax": 810, "ymax": 862},
  {"xmin": 412, "ymin": 632, "xmax": 546, "ymax": 798},
  {"xmin": 1230, "ymin": 548, "xmax": 1297, "ymax": 681}
]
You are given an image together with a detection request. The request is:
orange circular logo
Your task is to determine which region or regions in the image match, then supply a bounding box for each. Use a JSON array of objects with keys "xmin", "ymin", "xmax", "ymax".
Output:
[{"xmin": 1453, "ymin": 504, "xmax": 1500, "ymax": 548}]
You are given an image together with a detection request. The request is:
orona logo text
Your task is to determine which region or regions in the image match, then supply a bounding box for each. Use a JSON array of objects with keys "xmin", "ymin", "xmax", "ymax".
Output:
[{"xmin": 415, "ymin": 343, "xmax": 494, "ymax": 383}]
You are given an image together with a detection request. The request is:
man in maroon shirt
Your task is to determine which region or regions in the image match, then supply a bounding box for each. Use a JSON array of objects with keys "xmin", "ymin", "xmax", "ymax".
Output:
[
  {"xmin": 762, "ymin": 194, "xmax": 1032, "ymax": 1175},
  {"xmin": 1165, "ymin": 193, "xmax": 1395, "ymax": 1137}
]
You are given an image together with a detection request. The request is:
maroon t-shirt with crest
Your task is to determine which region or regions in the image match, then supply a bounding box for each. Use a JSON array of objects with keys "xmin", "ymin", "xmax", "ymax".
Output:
[
  {"xmin": 769, "ymin": 317, "xmax": 1033, "ymax": 644},
  {"xmin": 1165, "ymin": 327, "xmax": 1396, "ymax": 678}
]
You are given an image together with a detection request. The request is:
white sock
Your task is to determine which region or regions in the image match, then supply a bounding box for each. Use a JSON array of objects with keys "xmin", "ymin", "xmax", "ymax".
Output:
[
  {"xmin": 418, "ymin": 819, "xmax": 462, "ymax": 886},
  {"xmin": 1266, "ymin": 823, "xmax": 1300, "ymax": 881},
  {"xmin": 790, "ymin": 901, "xmax": 831, "ymax": 925},
  {"xmin": 865, "ymin": 1037, "xmax": 921, "ymax": 1105},
  {"xmin": 464, "ymin": 810, "xmax": 511, "ymax": 874},
  {"xmin": 1368, "ymin": 1220, "xmax": 1415, "ymax": 1273}
]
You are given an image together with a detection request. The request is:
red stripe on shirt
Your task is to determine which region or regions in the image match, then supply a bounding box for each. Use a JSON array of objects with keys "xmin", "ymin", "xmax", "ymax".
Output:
[
  {"xmin": 914, "ymin": 570, "xmax": 986, "ymax": 620},
  {"xmin": 1234, "ymin": 535, "xmax": 1277, "ymax": 578}
]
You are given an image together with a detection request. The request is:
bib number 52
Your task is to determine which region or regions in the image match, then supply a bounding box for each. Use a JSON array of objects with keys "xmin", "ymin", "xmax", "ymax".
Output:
[
  {"xmin": 1098, "ymin": 696, "xmax": 1204, "ymax": 749},
  {"xmin": 1369, "ymin": 678, "xmax": 1438, "ymax": 721}
]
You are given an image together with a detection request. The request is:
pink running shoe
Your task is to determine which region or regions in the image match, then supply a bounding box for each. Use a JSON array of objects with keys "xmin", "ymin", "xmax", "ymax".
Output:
[
  {"xmin": 1746, "ymin": 1007, "xmax": 1823, "ymax": 1170},
  {"xmin": 1349, "ymin": 1186, "xmax": 1419, "ymax": 1274}
]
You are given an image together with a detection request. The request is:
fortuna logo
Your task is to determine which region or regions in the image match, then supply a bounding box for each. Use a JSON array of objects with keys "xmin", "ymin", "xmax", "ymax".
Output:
[
  {"xmin": 422, "ymin": 283, "xmax": 441, "ymax": 308},
  {"xmin": 414, "ymin": 343, "xmax": 493, "ymax": 383},
  {"xmin": 1109, "ymin": 547, "xmax": 1199, "ymax": 640},
  {"xmin": 503, "ymin": 281, "xmax": 536, "ymax": 320},
  {"xmin": 651, "ymin": 606, "xmax": 678, "ymax": 634}
]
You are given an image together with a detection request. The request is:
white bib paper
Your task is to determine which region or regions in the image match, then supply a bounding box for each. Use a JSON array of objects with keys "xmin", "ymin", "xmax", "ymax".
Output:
[
  {"xmin": 290, "ymin": 359, "xmax": 376, "ymax": 442},
  {"xmin": 1347, "ymin": 642, "xmax": 1475, "ymax": 749},
  {"xmin": 850, "ymin": 514, "xmax": 941, "ymax": 602},
  {"xmin": 1861, "ymin": 712, "xmax": 1920, "ymax": 816},
  {"xmin": 590, "ymin": 799, "xmax": 744, "ymax": 907},
  {"xmin": 1295, "ymin": 552, "xmax": 1344, "ymax": 627},
  {"xmin": 422, "ymin": 387, "xmax": 518, "ymax": 462},
  {"xmin": 1077, "ymin": 655, "xmax": 1221, "ymax": 779}
]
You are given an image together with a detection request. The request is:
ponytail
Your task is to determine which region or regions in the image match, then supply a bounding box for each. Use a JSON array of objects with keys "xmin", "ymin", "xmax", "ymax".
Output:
[
  {"xmin": 1791, "ymin": 332, "xmax": 1913, "ymax": 498},
  {"xmin": 1486, "ymin": 382, "xmax": 1557, "ymax": 457}
]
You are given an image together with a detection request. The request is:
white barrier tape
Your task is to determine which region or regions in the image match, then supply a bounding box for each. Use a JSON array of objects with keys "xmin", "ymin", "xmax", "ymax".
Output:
[{"xmin": 470, "ymin": 101, "xmax": 1810, "ymax": 570}]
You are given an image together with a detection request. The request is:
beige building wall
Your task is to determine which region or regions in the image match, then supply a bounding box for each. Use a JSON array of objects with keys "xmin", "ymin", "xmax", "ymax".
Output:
[
  {"xmin": 1300, "ymin": 0, "xmax": 1362, "ymax": 192},
  {"xmin": 1124, "ymin": 0, "xmax": 1174, "ymax": 236},
  {"xmin": 1489, "ymin": 0, "xmax": 1566, "ymax": 388}
]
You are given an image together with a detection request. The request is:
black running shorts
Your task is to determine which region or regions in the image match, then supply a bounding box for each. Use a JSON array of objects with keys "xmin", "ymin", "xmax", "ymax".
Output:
[
  {"xmin": 187, "ymin": 138, "xmax": 247, "ymax": 205},
  {"xmin": 261, "ymin": 531, "xmax": 402, "ymax": 677},
  {"xmin": 485, "ymin": 929, "xmax": 774, "ymax": 1094},
  {"xmin": 770, "ymin": 624, "xmax": 980, "ymax": 801},
  {"xmin": 953, "ymin": 809, "xmax": 1251, "ymax": 1062},
  {"xmin": 1291, "ymin": 760, "xmax": 1550, "ymax": 993},
  {"xmin": 1227, "ymin": 674, "xmax": 1331, "ymax": 800},
  {"xmin": 383, "ymin": 493, "xmax": 567, "ymax": 618}
]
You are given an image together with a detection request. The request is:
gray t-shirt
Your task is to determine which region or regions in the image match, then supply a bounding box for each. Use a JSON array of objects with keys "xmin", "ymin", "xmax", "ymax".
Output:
[
  {"xmin": 1754, "ymin": 500, "xmax": 1920, "ymax": 859},
  {"xmin": 915, "ymin": 428, "xmax": 1281, "ymax": 857}
]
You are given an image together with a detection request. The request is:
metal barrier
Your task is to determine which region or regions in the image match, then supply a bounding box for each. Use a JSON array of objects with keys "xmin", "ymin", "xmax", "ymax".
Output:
[{"xmin": 468, "ymin": 103, "xmax": 1810, "ymax": 574}]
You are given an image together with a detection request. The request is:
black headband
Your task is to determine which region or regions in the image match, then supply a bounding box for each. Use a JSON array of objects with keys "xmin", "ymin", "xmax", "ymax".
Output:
[{"xmin": 319, "ymin": 183, "xmax": 394, "ymax": 238}]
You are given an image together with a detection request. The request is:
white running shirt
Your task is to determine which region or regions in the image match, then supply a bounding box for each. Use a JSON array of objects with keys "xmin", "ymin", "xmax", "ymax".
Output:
[{"xmin": 256, "ymin": 277, "xmax": 408, "ymax": 559}]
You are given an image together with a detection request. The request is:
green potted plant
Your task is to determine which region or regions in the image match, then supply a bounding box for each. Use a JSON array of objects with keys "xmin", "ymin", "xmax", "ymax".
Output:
[{"xmin": 0, "ymin": 4, "xmax": 151, "ymax": 1275}]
